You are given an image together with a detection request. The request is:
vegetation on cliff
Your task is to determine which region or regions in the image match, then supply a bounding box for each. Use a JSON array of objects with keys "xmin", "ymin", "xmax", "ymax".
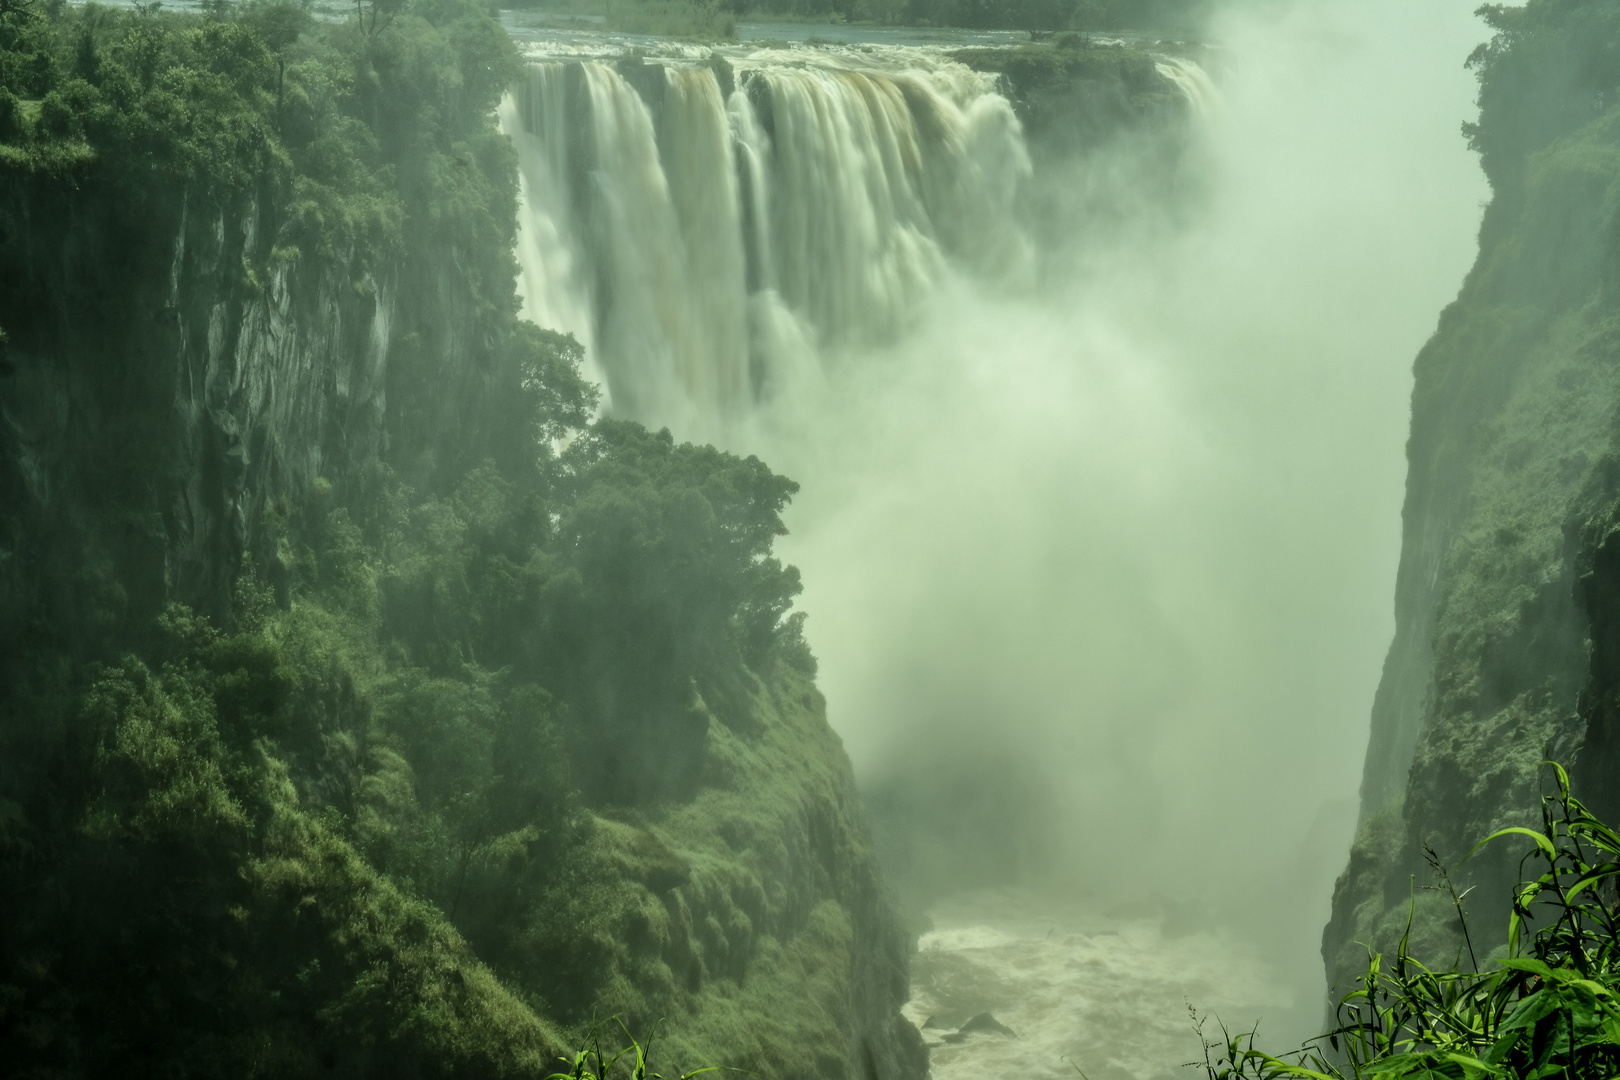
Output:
[
  {"xmin": 1, "ymin": 332, "xmax": 827, "ymax": 1072},
  {"xmin": 0, "ymin": 0, "xmax": 518, "ymax": 282},
  {"xmin": 1327, "ymin": 0, "xmax": 1620, "ymax": 999},
  {"xmin": 0, "ymin": 1, "xmax": 921, "ymax": 1076}
]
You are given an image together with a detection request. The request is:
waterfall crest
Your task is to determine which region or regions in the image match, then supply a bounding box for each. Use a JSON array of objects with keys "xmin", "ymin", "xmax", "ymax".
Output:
[{"xmin": 500, "ymin": 50, "xmax": 1032, "ymax": 431}]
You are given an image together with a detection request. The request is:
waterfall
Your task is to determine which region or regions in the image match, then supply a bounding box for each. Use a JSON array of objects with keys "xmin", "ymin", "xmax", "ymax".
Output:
[
  {"xmin": 501, "ymin": 64, "xmax": 603, "ymax": 390},
  {"xmin": 499, "ymin": 50, "xmax": 1034, "ymax": 432},
  {"xmin": 1155, "ymin": 56, "xmax": 1222, "ymax": 124}
]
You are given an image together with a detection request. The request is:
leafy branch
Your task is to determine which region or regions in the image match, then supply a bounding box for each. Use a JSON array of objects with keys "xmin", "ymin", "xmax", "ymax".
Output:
[
  {"xmin": 549, "ymin": 1017, "xmax": 743, "ymax": 1080},
  {"xmin": 1196, "ymin": 762, "xmax": 1620, "ymax": 1079}
]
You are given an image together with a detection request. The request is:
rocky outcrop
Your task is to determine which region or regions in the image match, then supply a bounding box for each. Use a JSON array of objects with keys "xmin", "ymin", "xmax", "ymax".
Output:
[
  {"xmin": 957, "ymin": 38, "xmax": 1198, "ymax": 268},
  {"xmin": 2, "ymin": 175, "xmax": 392, "ymax": 644},
  {"xmin": 956, "ymin": 38, "xmax": 1188, "ymax": 155}
]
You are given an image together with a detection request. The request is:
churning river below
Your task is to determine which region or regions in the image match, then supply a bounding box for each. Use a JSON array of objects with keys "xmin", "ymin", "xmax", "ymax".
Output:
[{"xmin": 905, "ymin": 892, "xmax": 1290, "ymax": 1080}]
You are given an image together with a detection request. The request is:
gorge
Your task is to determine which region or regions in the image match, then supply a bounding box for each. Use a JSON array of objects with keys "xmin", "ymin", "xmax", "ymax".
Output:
[{"xmin": 4, "ymin": 0, "xmax": 1617, "ymax": 1078}]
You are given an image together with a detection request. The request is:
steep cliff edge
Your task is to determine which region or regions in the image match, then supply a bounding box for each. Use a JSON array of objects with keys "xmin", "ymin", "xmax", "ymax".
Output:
[
  {"xmin": 0, "ymin": 4, "xmax": 923, "ymax": 1077},
  {"xmin": 959, "ymin": 37, "xmax": 1196, "ymax": 262},
  {"xmin": 1327, "ymin": 0, "xmax": 1620, "ymax": 992}
]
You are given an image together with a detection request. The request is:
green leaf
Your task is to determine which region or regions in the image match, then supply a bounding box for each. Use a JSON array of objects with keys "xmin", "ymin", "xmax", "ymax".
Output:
[
  {"xmin": 1545, "ymin": 760, "xmax": 1572, "ymax": 800},
  {"xmin": 1564, "ymin": 863, "xmax": 1620, "ymax": 902},
  {"xmin": 1497, "ymin": 958, "xmax": 1557, "ymax": 980},
  {"xmin": 1504, "ymin": 991, "xmax": 1563, "ymax": 1030},
  {"xmin": 1466, "ymin": 826, "xmax": 1557, "ymax": 864}
]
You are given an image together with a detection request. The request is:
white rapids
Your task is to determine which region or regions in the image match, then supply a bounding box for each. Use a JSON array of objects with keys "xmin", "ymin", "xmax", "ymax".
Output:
[{"xmin": 907, "ymin": 892, "xmax": 1292, "ymax": 1080}]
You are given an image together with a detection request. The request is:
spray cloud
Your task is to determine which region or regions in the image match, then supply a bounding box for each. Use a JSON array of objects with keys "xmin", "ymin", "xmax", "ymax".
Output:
[{"xmin": 504, "ymin": 0, "xmax": 1490, "ymax": 1051}]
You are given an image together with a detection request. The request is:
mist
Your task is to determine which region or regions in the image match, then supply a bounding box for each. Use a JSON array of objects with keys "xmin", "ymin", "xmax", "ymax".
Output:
[
  {"xmin": 720, "ymin": 0, "xmax": 1491, "ymax": 1041},
  {"xmin": 497, "ymin": 0, "xmax": 1492, "ymax": 1057}
]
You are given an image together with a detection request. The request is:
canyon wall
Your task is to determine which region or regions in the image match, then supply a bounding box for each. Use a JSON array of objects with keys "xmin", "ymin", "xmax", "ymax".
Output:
[{"xmin": 1328, "ymin": 0, "xmax": 1620, "ymax": 993}]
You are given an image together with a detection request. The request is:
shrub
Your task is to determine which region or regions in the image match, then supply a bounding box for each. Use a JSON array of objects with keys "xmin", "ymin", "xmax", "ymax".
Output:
[{"xmin": 1201, "ymin": 763, "xmax": 1620, "ymax": 1079}]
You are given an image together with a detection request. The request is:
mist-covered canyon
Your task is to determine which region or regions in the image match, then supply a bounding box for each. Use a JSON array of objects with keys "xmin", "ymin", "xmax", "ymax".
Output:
[{"xmin": 5, "ymin": 0, "xmax": 1620, "ymax": 1076}]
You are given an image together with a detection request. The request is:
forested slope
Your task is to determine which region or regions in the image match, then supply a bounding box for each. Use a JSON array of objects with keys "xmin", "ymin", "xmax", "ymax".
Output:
[
  {"xmin": 0, "ymin": 3, "xmax": 923, "ymax": 1077},
  {"xmin": 1328, "ymin": 0, "xmax": 1620, "ymax": 995}
]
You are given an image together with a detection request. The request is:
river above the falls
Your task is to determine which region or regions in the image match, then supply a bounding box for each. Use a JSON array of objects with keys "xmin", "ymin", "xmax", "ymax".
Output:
[{"xmin": 498, "ymin": 10, "xmax": 1180, "ymax": 50}]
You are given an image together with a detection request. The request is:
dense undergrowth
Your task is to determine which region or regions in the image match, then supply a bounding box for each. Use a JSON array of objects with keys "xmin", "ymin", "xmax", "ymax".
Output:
[
  {"xmin": 1209, "ymin": 766, "xmax": 1620, "ymax": 1079},
  {"xmin": 0, "ymin": 0, "xmax": 883, "ymax": 1074},
  {"xmin": 0, "ymin": 300, "xmax": 820, "ymax": 1072}
]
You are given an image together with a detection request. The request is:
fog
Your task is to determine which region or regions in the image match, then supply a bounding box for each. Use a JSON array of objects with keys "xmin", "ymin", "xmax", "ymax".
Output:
[{"xmin": 738, "ymin": 0, "xmax": 1489, "ymax": 1044}]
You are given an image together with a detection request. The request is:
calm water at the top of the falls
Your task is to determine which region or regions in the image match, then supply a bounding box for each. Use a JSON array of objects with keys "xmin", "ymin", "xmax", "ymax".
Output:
[{"xmin": 498, "ymin": 9, "xmax": 1184, "ymax": 53}]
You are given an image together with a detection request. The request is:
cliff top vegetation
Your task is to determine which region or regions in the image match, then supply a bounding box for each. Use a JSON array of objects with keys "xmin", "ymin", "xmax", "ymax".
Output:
[
  {"xmin": 0, "ymin": 0, "xmax": 924, "ymax": 1073},
  {"xmin": 0, "ymin": 0, "xmax": 519, "ymax": 287}
]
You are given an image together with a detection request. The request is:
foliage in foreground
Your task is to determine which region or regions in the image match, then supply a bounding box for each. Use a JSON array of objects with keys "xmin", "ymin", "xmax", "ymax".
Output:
[
  {"xmin": 1202, "ymin": 763, "xmax": 1620, "ymax": 1080},
  {"xmin": 548, "ymin": 1019, "xmax": 731, "ymax": 1080}
]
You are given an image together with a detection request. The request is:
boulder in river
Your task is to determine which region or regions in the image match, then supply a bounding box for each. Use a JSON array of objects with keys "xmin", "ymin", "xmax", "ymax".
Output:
[{"xmin": 957, "ymin": 1012, "xmax": 1018, "ymax": 1038}]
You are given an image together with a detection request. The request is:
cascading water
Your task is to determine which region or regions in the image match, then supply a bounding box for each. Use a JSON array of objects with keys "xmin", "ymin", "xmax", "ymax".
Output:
[
  {"xmin": 499, "ymin": 46, "xmax": 1030, "ymax": 434},
  {"xmin": 1155, "ymin": 55, "xmax": 1222, "ymax": 122}
]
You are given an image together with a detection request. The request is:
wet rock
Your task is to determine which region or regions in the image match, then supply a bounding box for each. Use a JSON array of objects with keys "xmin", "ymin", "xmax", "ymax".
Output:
[{"xmin": 957, "ymin": 1012, "xmax": 1017, "ymax": 1038}]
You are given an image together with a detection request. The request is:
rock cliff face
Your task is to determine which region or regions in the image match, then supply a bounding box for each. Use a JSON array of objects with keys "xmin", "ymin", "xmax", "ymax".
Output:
[
  {"xmin": 959, "ymin": 39, "xmax": 1197, "ymax": 262},
  {"xmin": 0, "ymin": 165, "xmax": 524, "ymax": 645},
  {"xmin": 957, "ymin": 38, "xmax": 1188, "ymax": 156},
  {"xmin": 1326, "ymin": 0, "xmax": 1620, "ymax": 994},
  {"xmin": 0, "ymin": 27, "xmax": 923, "ymax": 1080},
  {"xmin": 1, "ymin": 177, "xmax": 383, "ymax": 639}
]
